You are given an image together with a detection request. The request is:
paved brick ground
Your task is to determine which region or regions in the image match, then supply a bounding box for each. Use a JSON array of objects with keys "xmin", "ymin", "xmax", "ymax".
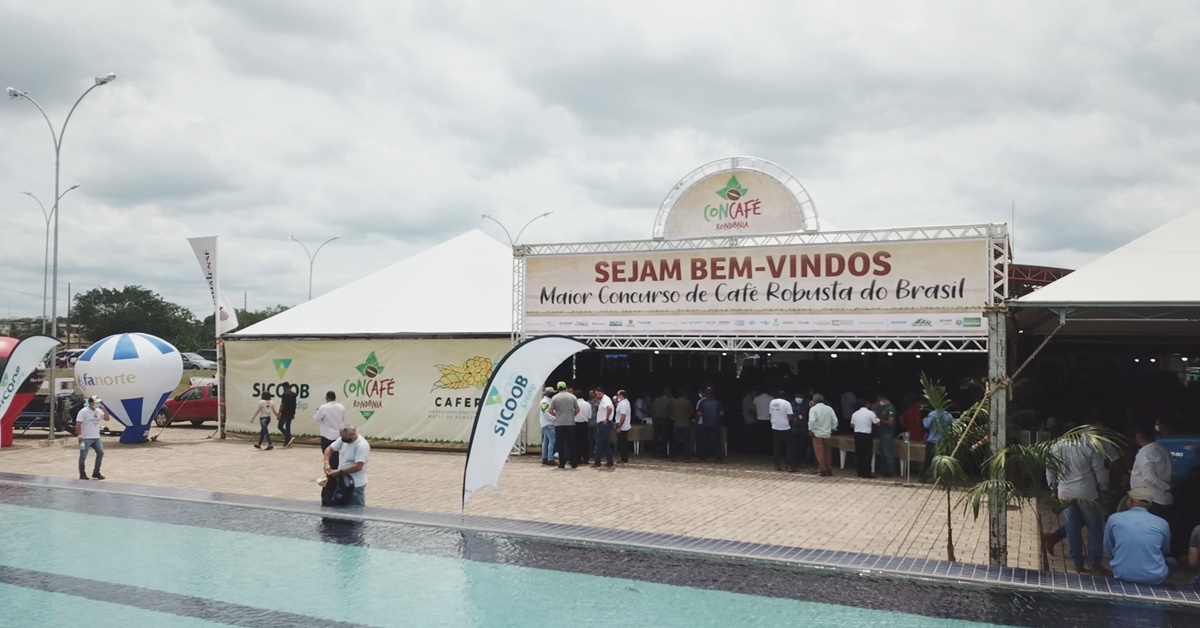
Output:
[{"xmin": 0, "ymin": 427, "xmax": 1042, "ymax": 569}]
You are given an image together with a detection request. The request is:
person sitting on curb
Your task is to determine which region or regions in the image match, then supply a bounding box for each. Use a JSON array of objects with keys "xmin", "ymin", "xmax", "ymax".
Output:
[{"xmin": 1104, "ymin": 487, "xmax": 1170, "ymax": 585}]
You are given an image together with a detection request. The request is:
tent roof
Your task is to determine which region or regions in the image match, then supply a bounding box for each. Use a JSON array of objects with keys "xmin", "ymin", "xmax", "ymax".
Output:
[
  {"xmin": 234, "ymin": 230, "xmax": 512, "ymax": 337},
  {"xmin": 1016, "ymin": 208, "xmax": 1200, "ymax": 308}
]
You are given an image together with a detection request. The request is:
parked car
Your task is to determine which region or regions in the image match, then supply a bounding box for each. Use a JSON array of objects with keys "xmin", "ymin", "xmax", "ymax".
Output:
[
  {"xmin": 196, "ymin": 349, "xmax": 218, "ymax": 362},
  {"xmin": 12, "ymin": 393, "xmax": 85, "ymax": 433},
  {"xmin": 181, "ymin": 352, "xmax": 217, "ymax": 370},
  {"xmin": 156, "ymin": 384, "xmax": 219, "ymax": 426},
  {"xmin": 55, "ymin": 349, "xmax": 85, "ymax": 368}
]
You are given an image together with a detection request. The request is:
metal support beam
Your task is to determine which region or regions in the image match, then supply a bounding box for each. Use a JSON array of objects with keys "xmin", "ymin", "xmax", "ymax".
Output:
[{"xmin": 986, "ymin": 306, "xmax": 1009, "ymax": 566}]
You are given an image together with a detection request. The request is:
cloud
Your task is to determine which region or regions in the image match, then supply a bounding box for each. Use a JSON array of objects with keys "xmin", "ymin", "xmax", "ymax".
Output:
[{"xmin": 1, "ymin": 0, "xmax": 1199, "ymax": 321}]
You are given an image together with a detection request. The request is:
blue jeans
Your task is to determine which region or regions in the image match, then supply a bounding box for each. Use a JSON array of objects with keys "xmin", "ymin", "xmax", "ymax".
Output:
[
  {"xmin": 878, "ymin": 426, "xmax": 895, "ymax": 476},
  {"xmin": 1061, "ymin": 501, "xmax": 1104, "ymax": 569},
  {"xmin": 278, "ymin": 414, "xmax": 293, "ymax": 443},
  {"xmin": 258, "ymin": 416, "xmax": 273, "ymax": 446},
  {"xmin": 541, "ymin": 425, "xmax": 556, "ymax": 462},
  {"xmin": 78, "ymin": 438, "xmax": 103, "ymax": 475},
  {"xmin": 349, "ymin": 486, "xmax": 366, "ymax": 506},
  {"xmin": 594, "ymin": 422, "xmax": 614, "ymax": 466}
]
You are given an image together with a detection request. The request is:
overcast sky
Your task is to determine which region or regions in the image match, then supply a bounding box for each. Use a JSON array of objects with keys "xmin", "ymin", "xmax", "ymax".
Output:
[{"xmin": 2, "ymin": 1, "xmax": 1198, "ymax": 320}]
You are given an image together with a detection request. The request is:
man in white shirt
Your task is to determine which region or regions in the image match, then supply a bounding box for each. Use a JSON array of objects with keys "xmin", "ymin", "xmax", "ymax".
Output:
[
  {"xmin": 768, "ymin": 391, "xmax": 795, "ymax": 472},
  {"xmin": 539, "ymin": 387, "xmax": 556, "ymax": 466},
  {"xmin": 324, "ymin": 424, "xmax": 370, "ymax": 506},
  {"xmin": 1130, "ymin": 423, "xmax": 1173, "ymax": 519},
  {"xmin": 753, "ymin": 390, "xmax": 773, "ymax": 454},
  {"xmin": 849, "ymin": 399, "xmax": 880, "ymax": 478},
  {"xmin": 592, "ymin": 387, "xmax": 615, "ymax": 468},
  {"xmin": 615, "ymin": 389, "xmax": 633, "ymax": 464},
  {"xmin": 574, "ymin": 389, "xmax": 592, "ymax": 467},
  {"xmin": 75, "ymin": 396, "xmax": 109, "ymax": 480},
  {"xmin": 313, "ymin": 391, "xmax": 346, "ymax": 466}
]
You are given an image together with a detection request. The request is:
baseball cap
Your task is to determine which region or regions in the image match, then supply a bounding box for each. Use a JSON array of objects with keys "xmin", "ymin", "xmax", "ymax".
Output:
[
  {"xmin": 556, "ymin": 381, "xmax": 567, "ymax": 390},
  {"xmin": 544, "ymin": 386, "xmax": 555, "ymax": 394},
  {"xmin": 1127, "ymin": 487, "xmax": 1155, "ymax": 506}
]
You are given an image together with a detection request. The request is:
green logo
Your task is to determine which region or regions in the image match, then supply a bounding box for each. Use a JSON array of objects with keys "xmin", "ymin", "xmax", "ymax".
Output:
[
  {"xmin": 962, "ymin": 317, "xmax": 982, "ymax": 328},
  {"xmin": 912, "ymin": 319, "xmax": 933, "ymax": 327},
  {"xmin": 360, "ymin": 411, "xmax": 375, "ymax": 421},
  {"xmin": 272, "ymin": 359, "xmax": 292, "ymax": 379},
  {"xmin": 486, "ymin": 386, "xmax": 503, "ymax": 405},
  {"xmin": 715, "ymin": 175, "xmax": 748, "ymax": 201},
  {"xmin": 355, "ymin": 352, "xmax": 385, "ymax": 378}
]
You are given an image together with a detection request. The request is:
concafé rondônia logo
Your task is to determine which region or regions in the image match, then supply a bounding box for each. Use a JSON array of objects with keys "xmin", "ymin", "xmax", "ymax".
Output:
[
  {"xmin": 344, "ymin": 351, "xmax": 395, "ymax": 421},
  {"xmin": 705, "ymin": 175, "xmax": 762, "ymax": 230}
]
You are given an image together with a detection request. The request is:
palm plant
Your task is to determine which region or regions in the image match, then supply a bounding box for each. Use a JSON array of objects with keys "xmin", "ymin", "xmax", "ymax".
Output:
[{"xmin": 964, "ymin": 424, "xmax": 1124, "ymax": 570}]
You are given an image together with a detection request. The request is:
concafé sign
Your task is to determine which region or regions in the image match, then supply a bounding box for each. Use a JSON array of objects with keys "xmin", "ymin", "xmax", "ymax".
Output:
[
  {"xmin": 662, "ymin": 168, "xmax": 808, "ymax": 239},
  {"xmin": 523, "ymin": 239, "xmax": 991, "ymax": 336}
]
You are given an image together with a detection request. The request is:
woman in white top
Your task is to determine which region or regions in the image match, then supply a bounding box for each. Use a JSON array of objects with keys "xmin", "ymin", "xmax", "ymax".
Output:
[{"xmin": 250, "ymin": 391, "xmax": 278, "ymax": 450}]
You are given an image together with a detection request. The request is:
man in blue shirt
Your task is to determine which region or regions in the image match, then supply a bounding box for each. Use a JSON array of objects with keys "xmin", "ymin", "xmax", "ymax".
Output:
[
  {"xmin": 922, "ymin": 406, "xmax": 952, "ymax": 478},
  {"xmin": 1104, "ymin": 487, "xmax": 1171, "ymax": 585},
  {"xmin": 695, "ymin": 387, "xmax": 724, "ymax": 463}
]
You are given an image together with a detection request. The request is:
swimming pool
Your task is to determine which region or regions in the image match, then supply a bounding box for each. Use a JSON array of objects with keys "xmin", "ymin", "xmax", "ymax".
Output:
[{"xmin": 0, "ymin": 481, "xmax": 1196, "ymax": 627}]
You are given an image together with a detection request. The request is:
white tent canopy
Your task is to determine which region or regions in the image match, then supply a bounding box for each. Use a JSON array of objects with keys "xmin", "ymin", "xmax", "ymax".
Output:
[
  {"xmin": 234, "ymin": 230, "xmax": 513, "ymax": 337},
  {"xmin": 1015, "ymin": 208, "xmax": 1200, "ymax": 336}
]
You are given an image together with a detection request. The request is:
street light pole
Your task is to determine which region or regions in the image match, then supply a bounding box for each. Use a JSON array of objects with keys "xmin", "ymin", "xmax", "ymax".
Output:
[
  {"xmin": 22, "ymin": 185, "xmax": 79, "ymax": 334},
  {"xmin": 480, "ymin": 211, "xmax": 553, "ymax": 247},
  {"xmin": 8, "ymin": 73, "xmax": 116, "ymax": 443},
  {"xmin": 289, "ymin": 235, "xmax": 341, "ymax": 300}
]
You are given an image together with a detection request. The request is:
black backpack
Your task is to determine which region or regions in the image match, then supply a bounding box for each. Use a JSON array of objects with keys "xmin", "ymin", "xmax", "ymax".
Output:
[{"xmin": 321, "ymin": 473, "xmax": 356, "ymax": 507}]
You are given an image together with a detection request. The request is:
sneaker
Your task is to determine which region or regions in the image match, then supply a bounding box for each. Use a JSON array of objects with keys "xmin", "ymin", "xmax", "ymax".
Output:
[
  {"xmin": 265, "ymin": 445, "xmax": 274, "ymax": 451},
  {"xmin": 79, "ymin": 473, "xmax": 89, "ymax": 480},
  {"xmin": 92, "ymin": 473, "xmax": 105, "ymax": 480},
  {"xmin": 254, "ymin": 444, "xmax": 261, "ymax": 449},
  {"xmin": 285, "ymin": 438, "xmax": 296, "ymax": 447}
]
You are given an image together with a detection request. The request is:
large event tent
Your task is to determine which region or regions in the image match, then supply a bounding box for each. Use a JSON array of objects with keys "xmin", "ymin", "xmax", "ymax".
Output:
[
  {"xmin": 1013, "ymin": 208, "xmax": 1200, "ymax": 338},
  {"xmin": 222, "ymin": 230, "xmax": 529, "ymax": 445}
]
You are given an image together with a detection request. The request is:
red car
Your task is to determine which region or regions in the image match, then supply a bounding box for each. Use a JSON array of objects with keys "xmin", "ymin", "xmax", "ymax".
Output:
[{"xmin": 156, "ymin": 384, "xmax": 219, "ymax": 426}]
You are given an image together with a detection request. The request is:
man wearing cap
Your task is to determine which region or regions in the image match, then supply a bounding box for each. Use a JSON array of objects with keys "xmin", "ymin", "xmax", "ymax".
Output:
[
  {"xmin": 548, "ymin": 382, "xmax": 578, "ymax": 469},
  {"xmin": 539, "ymin": 387, "xmax": 556, "ymax": 466},
  {"xmin": 75, "ymin": 396, "xmax": 109, "ymax": 480},
  {"xmin": 1046, "ymin": 435, "xmax": 1109, "ymax": 573},
  {"xmin": 324, "ymin": 424, "xmax": 369, "ymax": 506},
  {"xmin": 1104, "ymin": 487, "xmax": 1171, "ymax": 585}
]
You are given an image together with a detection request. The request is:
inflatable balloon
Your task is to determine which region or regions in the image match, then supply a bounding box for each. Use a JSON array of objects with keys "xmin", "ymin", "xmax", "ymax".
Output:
[{"xmin": 75, "ymin": 333, "xmax": 184, "ymax": 444}]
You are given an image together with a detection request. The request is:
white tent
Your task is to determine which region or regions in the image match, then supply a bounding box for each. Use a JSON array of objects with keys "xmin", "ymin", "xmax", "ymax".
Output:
[
  {"xmin": 222, "ymin": 230, "xmax": 525, "ymax": 446},
  {"xmin": 1015, "ymin": 208, "xmax": 1200, "ymax": 336},
  {"xmin": 235, "ymin": 229, "xmax": 513, "ymax": 337}
]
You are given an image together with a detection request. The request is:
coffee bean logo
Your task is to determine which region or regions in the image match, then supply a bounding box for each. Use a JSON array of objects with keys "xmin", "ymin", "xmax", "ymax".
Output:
[
  {"xmin": 725, "ymin": 188, "xmax": 741, "ymax": 201},
  {"xmin": 363, "ymin": 365, "xmax": 379, "ymax": 378}
]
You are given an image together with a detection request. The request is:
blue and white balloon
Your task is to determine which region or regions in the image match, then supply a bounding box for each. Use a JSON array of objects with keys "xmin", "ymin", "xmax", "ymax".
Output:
[{"xmin": 74, "ymin": 333, "xmax": 184, "ymax": 444}]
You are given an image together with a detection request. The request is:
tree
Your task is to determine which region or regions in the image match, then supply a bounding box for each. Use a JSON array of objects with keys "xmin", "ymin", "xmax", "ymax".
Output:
[
  {"xmin": 201, "ymin": 304, "xmax": 289, "ymax": 332},
  {"xmin": 72, "ymin": 286, "xmax": 202, "ymax": 348}
]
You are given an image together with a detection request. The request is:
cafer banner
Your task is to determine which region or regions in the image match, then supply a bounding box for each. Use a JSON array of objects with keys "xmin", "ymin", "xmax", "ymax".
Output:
[
  {"xmin": 225, "ymin": 338, "xmax": 523, "ymax": 444},
  {"xmin": 524, "ymin": 238, "xmax": 991, "ymax": 336}
]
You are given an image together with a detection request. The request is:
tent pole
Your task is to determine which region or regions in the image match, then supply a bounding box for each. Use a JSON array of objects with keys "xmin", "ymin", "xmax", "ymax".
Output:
[{"xmin": 986, "ymin": 306, "xmax": 1009, "ymax": 566}]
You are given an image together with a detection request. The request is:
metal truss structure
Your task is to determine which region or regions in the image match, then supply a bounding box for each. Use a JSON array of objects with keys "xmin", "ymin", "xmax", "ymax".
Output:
[
  {"xmin": 651, "ymin": 156, "xmax": 820, "ymax": 237},
  {"xmin": 514, "ymin": 223, "xmax": 1010, "ymax": 355},
  {"xmin": 1009, "ymin": 264, "xmax": 1072, "ymax": 286}
]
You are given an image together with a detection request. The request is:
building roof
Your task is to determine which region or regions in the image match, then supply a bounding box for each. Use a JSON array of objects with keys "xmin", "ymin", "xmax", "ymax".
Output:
[{"xmin": 234, "ymin": 230, "xmax": 512, "ymax": 337}]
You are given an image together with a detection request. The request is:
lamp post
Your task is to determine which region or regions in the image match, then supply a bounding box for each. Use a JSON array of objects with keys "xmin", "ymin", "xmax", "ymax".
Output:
[
  {"xmin": 22, "ymin": 186, "xmax": 79, "ymax": 334},
  {"xmin": 8, "ymin": 72, "xmax": 116, "ymax": 443},
  {"xmin": 480, "ymin": 211, "xmax": 553, "ymax": 247},
  {"xmin": 289, "ymin": 235, "xmax": 341, "ymax": 300}
]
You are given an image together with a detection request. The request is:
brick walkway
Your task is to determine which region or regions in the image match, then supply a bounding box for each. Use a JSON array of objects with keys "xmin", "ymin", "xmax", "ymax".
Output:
[{"xmin": 0, "ymin": 427, "xmax": 1042, "ymax": 569}]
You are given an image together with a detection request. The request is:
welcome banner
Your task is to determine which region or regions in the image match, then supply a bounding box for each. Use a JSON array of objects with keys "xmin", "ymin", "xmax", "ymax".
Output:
[
  {"xmin": 524, "ymin": 238, "xmax": 991, "ymax": 336},
  {"xmin": 224, "ymin": 338, "xmax": 513, "ymax": 444},
  {"xmin": 462, "ymin": 335, "xmax": 589, "ymax": 507}
]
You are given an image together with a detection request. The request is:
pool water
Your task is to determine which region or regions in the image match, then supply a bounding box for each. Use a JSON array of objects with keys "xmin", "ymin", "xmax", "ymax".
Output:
[{"xmin": 0, "ymin": 484, "xmax": 1195, "ymax": 627}]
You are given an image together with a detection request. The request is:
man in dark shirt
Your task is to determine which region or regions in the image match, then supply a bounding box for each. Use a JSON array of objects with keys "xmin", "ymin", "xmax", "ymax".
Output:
[
  {"xmin": 790, "ymin": 390, "xmax": 812, "ymax": 468},
  {"xmin": 696, "ymin": 387, "xmax": 724, "ymax": 463},
  {"xmin": 278, "ymin": 383, "xmax": 298, "ymax": 447}
]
